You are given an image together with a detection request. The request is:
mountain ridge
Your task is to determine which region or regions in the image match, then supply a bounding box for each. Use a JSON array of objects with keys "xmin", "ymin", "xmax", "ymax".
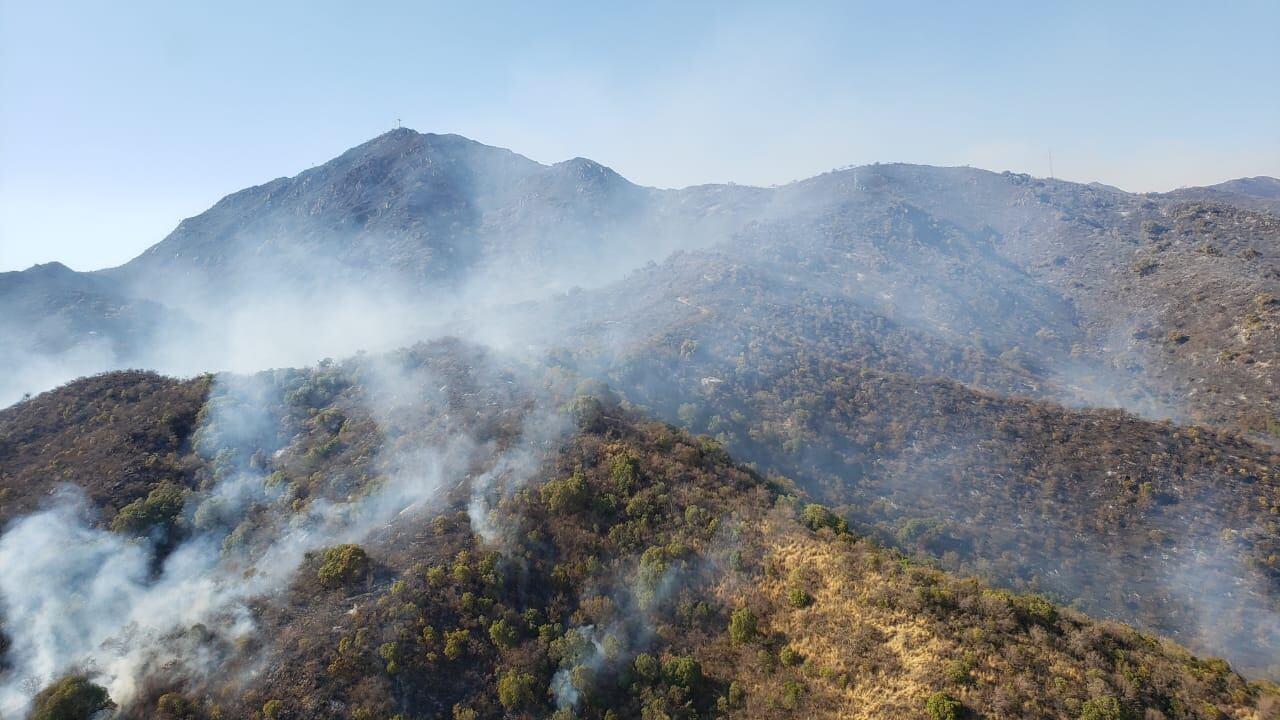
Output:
[{"xmin": 2, "ymin": 128, "xmax": 1276, "ymax": 429}]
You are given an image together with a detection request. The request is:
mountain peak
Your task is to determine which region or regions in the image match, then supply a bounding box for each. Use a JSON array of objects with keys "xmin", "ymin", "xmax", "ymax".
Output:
[
  {"xmin": 1212, "ymin": 175, "xmax": 1280, "ymax": 194},
  {"xmin": 22, "ymin": 261, "xmax": 73, "ymax": 276},
  {"xmin": 550, "ymin": 156, "xmax": 632, "ymax": 189},
  {"xmin": 351, "ymin": 127, "xmax": 479, "ymax": 155}
]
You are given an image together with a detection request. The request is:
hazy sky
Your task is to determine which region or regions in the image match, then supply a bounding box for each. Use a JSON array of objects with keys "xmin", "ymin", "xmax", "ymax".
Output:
[{"xmin": 1, "ymin": 1, "xmax": 1277, "ymax": 271}]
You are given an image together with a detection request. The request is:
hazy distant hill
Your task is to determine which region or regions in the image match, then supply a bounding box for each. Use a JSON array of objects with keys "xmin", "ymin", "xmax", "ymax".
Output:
[
  {"xmin": 0, "ymin": 261, "xmax": 171, "ymax": 357},
  {"xmin": 103, "ymin": 129, "xmax": 712, "ymax": 304},
  {"xmin": 1161, "ymin": 176, "xmax": 1280, "ymax": 214}
]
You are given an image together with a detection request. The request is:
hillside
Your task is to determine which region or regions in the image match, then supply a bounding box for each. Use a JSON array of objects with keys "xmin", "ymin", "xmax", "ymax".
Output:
[
  {"xmin": 523, "ymin": 250, "xmax": 1280, "ymax": 676},
  {"xmin": 0, "ymin": 354, "xmax": 1277, "ymax": 719},
  {"xmin": 0, "ymin": 370, "xmax": 208, "ymax": 526}
]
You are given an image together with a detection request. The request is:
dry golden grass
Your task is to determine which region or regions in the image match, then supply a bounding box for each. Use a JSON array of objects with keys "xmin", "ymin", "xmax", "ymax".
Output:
[
  {"xmin": 744, "ymin": 518, "xmax": 946, "ymax": 718},
  {"xmin": 703, "ymin": 507, "xmax": 1276, "ymax": 720}
]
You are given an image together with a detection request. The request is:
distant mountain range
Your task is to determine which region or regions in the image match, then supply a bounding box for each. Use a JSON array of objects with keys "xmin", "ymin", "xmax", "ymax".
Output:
[
  {"xmin": 1161, "ymin": 175, "xmax": 1280, "ymax": 214},
  {"xmin": 4, "ymin": 129, "xmax": 1275, "ymax": 433}
]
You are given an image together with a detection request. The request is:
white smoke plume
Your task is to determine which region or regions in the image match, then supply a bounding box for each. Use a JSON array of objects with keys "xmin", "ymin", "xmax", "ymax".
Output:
[{"xmin": 0, "ymin": 351, "xmax": 569, "ymax": 716}]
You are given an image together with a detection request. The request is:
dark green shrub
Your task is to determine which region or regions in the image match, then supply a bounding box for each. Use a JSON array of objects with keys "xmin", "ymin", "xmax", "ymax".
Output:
[
  {"xmin": 661, "ymin": 655, "xmax": 702, "ymax": 689},
  {"xmin": 787, "ymin": 587, "xmax": 813, "ymax": 608},
  {"xmin": 945, "ymin": 655, "xmax": 975, "ymax": 685},
  {"xmin": 729, "ymin": 607, "xmax": 758, "ymax": 643},
  {"xmin": 111, "ymin": 483, "xmax": 186, "ymax": 536},
  {"xmin": 800, "ymin": 503, "xmax": 847, "ymax": 534},
  {"xmin": 779, "ymin": 646, "xmax": 802, "ymax": 667},
  {"xmin": 926, "ymin": 691, "xmax": 963, "ymax": 720},
  {"xmin": 780, "ymin": 680, "xmax": 804, "ymax": 710}
]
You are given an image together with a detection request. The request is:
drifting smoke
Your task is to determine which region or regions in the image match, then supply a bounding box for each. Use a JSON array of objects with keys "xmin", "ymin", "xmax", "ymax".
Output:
[
  {"xmin": 465, "ymin": 409, "xmax": 571, "ymax": 547},
  {"xmin": 0, "ymin": 488, "xmax": 260, "ymax": 713},
  {"xmin": 0, "ymin": 351, "xmax": 571, "ymax": 715},
  {"xmin": 549, "ymin": 625, "xmax": 607, "ymax": 711},
  {"xmin": 549, "ymin": 528, "xmax": 738, "ymax": 712},
  {"xmin": 0, "ymin": 329, "xmax": 119, "ymax": 410},
  {"xmin": 1158, "ymin": 525, "xmax": 1280, "ymax": 677}
]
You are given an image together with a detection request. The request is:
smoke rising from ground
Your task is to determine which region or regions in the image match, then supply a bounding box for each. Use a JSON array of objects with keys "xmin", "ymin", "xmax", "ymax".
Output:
[{"xmin": 0, "ymin": 354, "xmax": 571, "ymax": 715}]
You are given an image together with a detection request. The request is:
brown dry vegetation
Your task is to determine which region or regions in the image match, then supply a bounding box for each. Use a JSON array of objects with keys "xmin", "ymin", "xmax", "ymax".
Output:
[
  {"xmin": 0, "ymin": 370, "xmax": 209, "ymax": 526},
  {"xmin": 710, "ymin": 514, "xmax": 1277, "ymax": 719}
]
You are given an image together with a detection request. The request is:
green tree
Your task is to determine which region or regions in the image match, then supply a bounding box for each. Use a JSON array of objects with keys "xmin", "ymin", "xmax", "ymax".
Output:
[
  {"xmin": 661, "ymin": 655, "xmax": 703, "ymax": 689},
  {"xmin": 728, "ymin": 607, "xmax": 758, "ymax": 643},
  {"xmin": 676, "ymin": 403, "xmax": 700, "ymax": 427},
  {"xmin": 541, "ymin": 471, "xmax": 590, "ymax": 514},
  {"xmin": 378, "ymin": 642, "xmax": 401, "ymax": 673},
  {"xmin": 317, "ymin": 544, "xmax": 370, "ymax": 588},
  {"xmin": 426, "ymin": 565, "xmax": 447, "ymax": 588},
  {"xmin": 1012, "ymin": 594, "xmax": 1059, "ymax": 627},
  {"xmin": 497, "ymin": 670, "xmax": 537, "ymax": 711},
  {"xmin": 489, "ymin": 618, "xmax": 519, "ymax": 650},
  {"xmin": 800, "ymin": 503, "xmax": 847, "ymax": 534},
  {"xmin": 926, "ymin": 692, "xmax": 963, "ymax": 720},
  {"xmin": 633, "ymin": 652, "xmax": 660, "ymax": 682},
  {"xmin": 443, "ymin": 628, "xmax": 470, "ymax": 660},
  {"xmin": 156, "ymin": 693, "xmax": 197, "ymax": 720},
  {"xmin": 111, "ymin": 483, "xmax": 186, "ymax": 536},
  {"xmin": 30, "ymin": 676, "xmax": 115, "ymax": 720},
  {"xmin": 609, "ymin": 452, "xmax": 639, "ymax": 490},
  {"xmin": 1080, "ymin": 696, "xmax": 1130, "ymax": 720}
]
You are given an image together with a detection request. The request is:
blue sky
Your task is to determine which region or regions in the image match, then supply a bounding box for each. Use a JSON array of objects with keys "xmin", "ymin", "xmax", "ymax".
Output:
[{"xmin": 1, "ymin": 0, "xmax": 1277, "ymax": 271}]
